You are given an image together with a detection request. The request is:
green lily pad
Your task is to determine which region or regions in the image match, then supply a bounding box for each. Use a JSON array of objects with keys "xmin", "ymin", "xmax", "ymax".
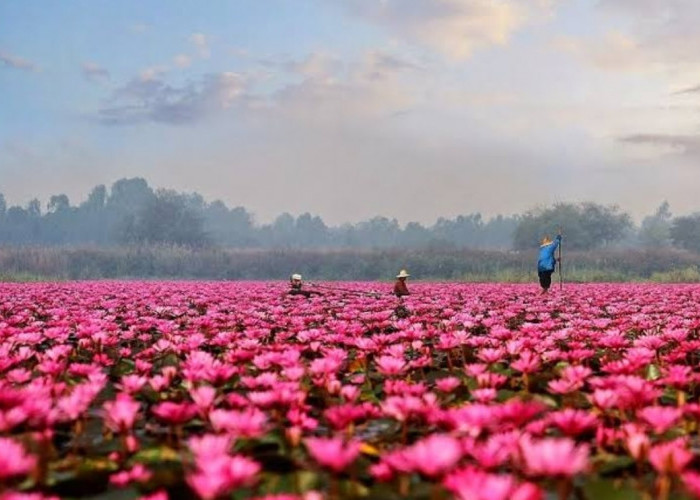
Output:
[
  {"xmin": 581, "ymin": 478, "xmax": 643, "ymax": 500},
  {"xmin": 132, "ymin": 446, "xmax": 181, "ymax": 463}
]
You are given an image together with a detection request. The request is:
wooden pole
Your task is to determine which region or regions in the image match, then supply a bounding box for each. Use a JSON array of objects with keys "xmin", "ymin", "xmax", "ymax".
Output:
[{"xmin": 558, "ymin": 230, "xmax": 563, "ymax": 291}]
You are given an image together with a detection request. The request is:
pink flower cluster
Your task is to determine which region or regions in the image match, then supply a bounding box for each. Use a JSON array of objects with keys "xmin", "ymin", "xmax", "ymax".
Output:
[{"xmin": 0, "ymin": 281, "xmax": 699, "ymax": 499}]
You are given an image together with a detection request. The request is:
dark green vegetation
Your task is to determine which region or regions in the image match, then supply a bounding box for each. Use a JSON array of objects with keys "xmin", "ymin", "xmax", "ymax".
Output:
[
  {"xmin": 1, "ymin": 178, "xmax": 696, "ymax": 252},
  {"xmin": 3, "ymin": 179, "xmax": 700, "ymax": 281},
  {"xmin": 2, "ymin": 246, "xmax": 700, "ymax": 282}
]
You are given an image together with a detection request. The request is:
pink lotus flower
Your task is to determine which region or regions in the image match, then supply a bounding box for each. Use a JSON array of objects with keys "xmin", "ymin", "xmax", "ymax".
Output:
[
  {"xmin": 445, "ymin": 404, "xmax": 495, "ymax": 436},
  {"xmin": 622, "ymin": 424, "xmax": 650, "ymax": 461},
  {"xmin": 149, "ymin": 375, "xmax": 171, "ymax": 392},
  {"xmin": 375, "ymin": 355, "xmax": 407, "ymax": 376},
  {"xmin": 0, "ymin": 493, "xmax": 59, "ymax": 500},
  {"xmin": 518, "ymin": 435, "xmax": 589, "ymax": 477},
  {"xmin": 464, "ymin": 363, "xmax": 488, "ymax": 377},
  {"xmin": 497, "ymin": 400, "xmax": 546, "ymax": 428},
  {"xmin": 471, "ymin": 388, "xmax": 497, "ymax": 403},
  {"xmin": 0, "ymin": 438, "xmax": 36, "ymax": 480},
  {"xmin": 549, "ymin": 409, "xmax": 597, "ymax": 436},
  {"xmin": 152, "ymin": 402, "xmax": 198, "ymax": 425},
  {"xmin": 466, "ymin": 433, "xmax": 517, "ymax": 469},
  {"xmin": 637, "ymin": 406, "xmax": 682, "ymax": 434},
  {"xmin": 340, "ymin": 385, "xmax": 360, "ymax": 402},
  {"xmin": 435, "ymin": 376, "xmax": 461, "ymax": 393},
  {"xmin": 476, "ymin": 372, "xmax": 507, "ymax": 389},
  {"xmin": 649, "ymin": 439, "xmax": 693, "ymax": 474},
  {"xmin": 324, "ymin": 403, "xmax": 377, "ymax": 431},
  {"xmin": 304, "ymin": 437, "xmax": 360, "ymax": 473},
  {"xmin": 103, "ymin": 393, "xmax": 140, "ymax": 432},
  {"xmin": 138, "ymin": 490, "xmax": 168, "ymax": 500},
  {"xmin": 116, "ymin": 375, "xmax": 148, "ymax": 394},
  {"xmin": 187, "ymin": 455, "xmax": 260, "ymax": 500},
  {"xmin": 547, "ymin": 379, "xmax": 582, "ymax": 395},
  {"xmin": 400, "ymin": 434, "xmax": 463, "ymax": 478},
  {"xmin": 369, "ymin": 461, "xmax": 394, "ymax": 482},
  {"xmin": 190, "ymin": 385, "xmax": 217, "ymax": 412},
  {"xmin": 478, "ymin": 348, "xmax": 506, "ymax": 364},
  {"xmin": 511, "ymin": 351, "xmax": 541, "ymax": 374},
  {"xmin": 209, "ymin": 408, "xmax": 267, "ymax": 438},
  {"xmin": 683, "ymin": 471, "xmax": 700, "ymax": 499},
  {"xmin": 0, "ymin": 407, "xmax": 28, "ymax": 433},
  {"xmin": 110, "ymin": 464, "xmax": 153, "ymax": 487},
  {"xmin": 444, "ymin": 467, "xmax": 542, "ymax": 500},
  {"xmin": 588, "ymin": 389, "xmax": 619, "ymax": 410},
  {"xmin": 380, "ymin": 395, "xmax": 425, "ymax": 423},
  {"xmin": 661, "ymin": 365, "xmax": 693, "ymax": 390},
  {"xmin": 188, "ymin": 434, "xmax": 234, "ymax": 461}
]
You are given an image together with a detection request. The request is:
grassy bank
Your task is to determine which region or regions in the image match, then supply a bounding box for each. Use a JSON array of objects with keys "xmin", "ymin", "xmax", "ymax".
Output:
[{"xmin": 1, "ymin": 245, "xmax": 700, "ymax": 282}]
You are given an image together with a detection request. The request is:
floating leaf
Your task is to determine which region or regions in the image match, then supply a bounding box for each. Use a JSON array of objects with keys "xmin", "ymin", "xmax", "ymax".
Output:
[
  {"xmin": 581, "ymin": 478, "xmax": 644, "ymax": 500},
  {"xmin": 359, "ymin": 442, "xmax": 380, "ymax": 457},
  {"xmin": 132, "ymin": 446, "xmax": 180, "ymax": 463}
]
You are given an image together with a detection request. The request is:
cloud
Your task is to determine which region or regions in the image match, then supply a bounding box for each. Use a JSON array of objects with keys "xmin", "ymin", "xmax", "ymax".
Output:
[
  {"xmin": 268, "ymin": 49, "xmax": 423, "ymax": 122},
  {"xmin": 189, "ymin": 33, "xmax": 210, "ymax": 59},
  {"xmin": 554, "ymin": 0, "xmax": 700, "ymax": 80},
  {"xmin": 82, "ymin": 62, "xmax": 110, "ymax": 82},
  {"xmin": 675, "ymin": 84, "xmax": 700, "ymax": 95},
  {"xmin": 98, "ymin": 72, "xmax": 246, "ymax": 125},
  {"xmin": 552, "ymin": 32, "xmax": 651, "ymax": 72},
  {"xmin": 93, "ymin": 46, "xmax": 425, "ymax": 127},
  {"xmin": 129, "ymin": 23, "xmax": 150, "ymax": 34},
  {"xmin": 334, "ymin": 0, "xmax": 555, "ymax": 60},
  {"xmin": 288, "ymin": 52, "xmax": 342, "ymax": 79},
  {"xmin": 0, "ymin": 49, "xmax": 38, "ymax": 72},
  {"xmin": 619, "ymin": 133, "xmax": 700, "ymax": 156},
  {"xmin": 140, "ymin": 65, "xmax": 169, "ymax": 81},
  {"xmin": 173, "ymin": 54, "xmax": 192, "ymax": 68}
]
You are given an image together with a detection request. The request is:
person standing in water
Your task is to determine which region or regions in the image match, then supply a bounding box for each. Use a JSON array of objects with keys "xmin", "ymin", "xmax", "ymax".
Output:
[{"xmin": 537, "ymin": 232, "xmax": 562, "ymax": 293}]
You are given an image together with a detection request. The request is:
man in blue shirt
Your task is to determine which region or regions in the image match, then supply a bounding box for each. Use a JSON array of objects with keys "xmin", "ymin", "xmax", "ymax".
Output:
[{"xmin": 537, "ymin": 233, "xmax": 562, "ymax": 293}]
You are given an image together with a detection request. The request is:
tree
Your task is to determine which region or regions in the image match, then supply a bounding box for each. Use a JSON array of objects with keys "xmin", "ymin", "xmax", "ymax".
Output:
[
  {"xmin": 356, "ymin": 216, "xmax": 401, "ymax": 247},
  {"xmin": 513, "ymin": 202, "xmax": 632, "ymax": 251},
  {"xmin": 639, "ymin": 201, "xmax": 672, "ymax": 248},
  {"xmin": 0, "ymin": 193, "xmax": 6, "ymax": 220},
  {"xmin": 670, "ymin": 214, "xmax": 700, "ymax": 253},
  {"xmin": 26, "ymin": 199, "xmax": 41, "ymax": 218},
  {"xmin": 433, "ymin": 214, "xmax": 484, "ymax": 247},
  {"xmin": 47, "ymin": 194, "xmax": 71, "ymax": 213},
  {"xmin": 124, "ymin": 190, "xmax": 209, "ymax": 247},
  {"xmin": 108, "ymin": 178, "xmax": 155, "ymax": 212},
  {"xmin": 82, "ymin": 185, "xmax": 107, "ymax": 211},
  {"xmin": 203, "ymin": 201, "xmax": 255, "ymax": 247},
  {"xmin": 401, "ymin": 222, "xmax": 430, "ymax": 247},
  {"xmin": 295, "ymin": 213, "xmax": 328, "ymax": 247}
]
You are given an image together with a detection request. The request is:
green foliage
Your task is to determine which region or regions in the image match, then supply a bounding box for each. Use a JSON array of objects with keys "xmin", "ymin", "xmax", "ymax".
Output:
[
  {"xmin": 3, "ymin": 246, "xmax": 700, "ymax": 282},
  {"xmin": 122, "ymin": 189, "xmax": 210, "ymax": 248},
  {"xmin": 513, "ymin": 202, "xmax": 632, "ymax": 251},
  {"xmin": 639, "ymin": 201, "xmax": 672, "ymax": 248},
  {"xmin": 0, "ymin": 178, "xmax": 518, "ymax": 249},
  {"xmin": 649, "ymin": 266, "xmax": 700, "ymax": 283},
  {"xmin": 670, "ymin": 213, "xmax": 700, "ymax": 252}
]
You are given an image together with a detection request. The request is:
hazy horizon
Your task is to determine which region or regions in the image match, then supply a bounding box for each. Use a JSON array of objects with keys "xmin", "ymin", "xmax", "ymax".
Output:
[{"xmin": 3, "ymin": 1, "xmax": 700, "ymax": 225}]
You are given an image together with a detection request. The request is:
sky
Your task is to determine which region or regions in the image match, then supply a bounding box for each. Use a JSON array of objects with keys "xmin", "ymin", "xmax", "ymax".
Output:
[{"xmin": 2, "ymin": 0, "xmax": 700, "ymax": 225}]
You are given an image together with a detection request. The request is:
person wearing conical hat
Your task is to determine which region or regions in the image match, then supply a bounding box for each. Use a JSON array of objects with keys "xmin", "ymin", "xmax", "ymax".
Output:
[
  {"xmin": 537, "ymin": 232, "xmax": 562, "ymax": 293},
  {"xmin": 394, "ymin": 269, "xmax": 410, "ymax": 297}
]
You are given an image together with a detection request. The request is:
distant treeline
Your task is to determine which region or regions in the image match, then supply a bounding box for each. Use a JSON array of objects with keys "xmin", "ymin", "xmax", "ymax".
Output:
[
  {"xmin": 1, "ymin": 178, "xmax": 700, "ymax": 253},
  {"xmin": 2, "ymin": 245, "xmax": 700, "ymax": 283}
]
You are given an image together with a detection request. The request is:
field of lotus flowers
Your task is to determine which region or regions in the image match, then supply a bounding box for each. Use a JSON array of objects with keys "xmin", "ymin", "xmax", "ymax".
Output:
[{"xmin": 1, "ymin": 281, "xmax": 700, "ymax": 500}]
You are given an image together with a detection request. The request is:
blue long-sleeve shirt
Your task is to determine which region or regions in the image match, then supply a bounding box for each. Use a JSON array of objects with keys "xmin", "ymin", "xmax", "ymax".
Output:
[{"xmin": 537, "ymin": 235, "xmax": 561, "ymax": 273}]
